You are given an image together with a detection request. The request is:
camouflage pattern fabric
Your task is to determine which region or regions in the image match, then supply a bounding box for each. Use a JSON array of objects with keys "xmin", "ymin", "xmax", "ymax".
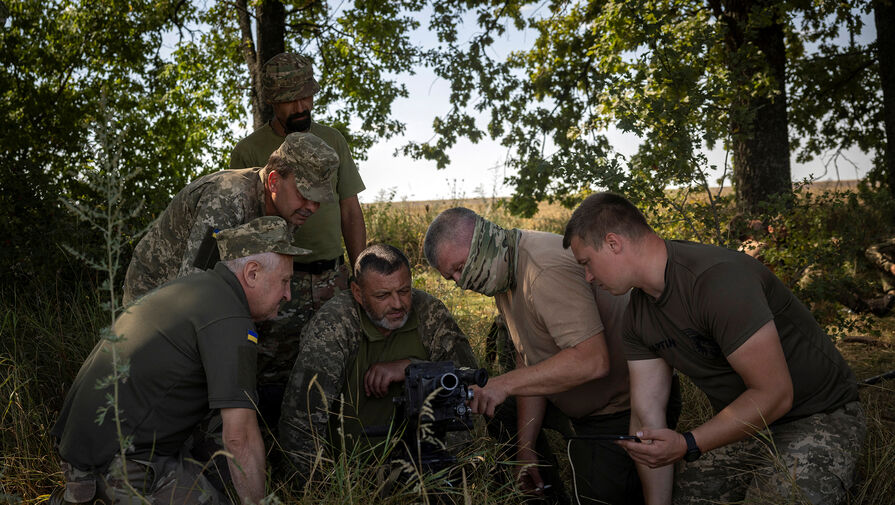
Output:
[
  {"xmin": 214, "ymin": 215, "xmax": 309, "ymax": 260},
  {"xmin": 52, "ymin": 453, "xmax": 227, "ymax": 505},
  {"xmin": 278, "ymin": 288, "xmax": 478, "ymax": 479},
  {"xmin": 270, "ymin": 132, "xmax": 338, "ymax": 203},
  {"xmin": 261, "ymin": 53, "xmax": 320, "ymax": 103},
  {"xmin": 865, "ymin": 237, "xmax": 895, "ymax": 293},
  {"xmin": 673, "ymin": 401, "xmax": 866, "ymax": 505},
  {"xmin": 122, "ymin": 168, "xmax": 269, "ymax": 305},
  {"xmin": 458, "ymin": 215, "xmax": 522, "ymax": 296}
]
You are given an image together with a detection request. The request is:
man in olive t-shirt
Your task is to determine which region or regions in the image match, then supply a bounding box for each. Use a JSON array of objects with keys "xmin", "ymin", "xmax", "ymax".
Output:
[
  {"xmin": 279, "ymin": 244, "xmax": 477, "ymax": 481},
  {"xmin": 230, "ymin": 53, "xmax": 367, "ymax": 420},
  {"xmin": 51, "ymin": 217, "xmax": 304, "ymax": 505},
  {"xmin": 564, "ymin": 193, "xmax": 865, "ymax": 505},
  {"xmin": 425, "ymin": 208, "xmax": 644, "ymax": 505}
]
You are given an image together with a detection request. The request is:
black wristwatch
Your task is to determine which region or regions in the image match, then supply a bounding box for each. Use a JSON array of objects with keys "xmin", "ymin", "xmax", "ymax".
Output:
[{"xmin": 682, "ymin": 431, "xmax": 702, "ymax": 462}]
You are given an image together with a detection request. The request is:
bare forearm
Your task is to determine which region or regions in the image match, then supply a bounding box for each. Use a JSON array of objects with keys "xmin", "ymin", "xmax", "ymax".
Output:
[
  {"xmin": 493, "ymin": 352, "xmax": 603, "ymax": 397},
  {"xmin": 630, "ymin": 408, "xmax": 672, "ymax": 505},
  {"xmin": 496, "ymin": 335, "xmax": 609, "ymax": 397},
  {"xmin": 340, "ymin": 197, "xmax": 366, "ymax": 267},
  {"xmin": 690, "ymin": 387, "xmax": 791, "ymax": 454},
  {"xmin": 516, "ymin": 395, "xmax": 547, "ymax": 458},
  {"xmin": 225, "ymin": 434, "xmax": 265, "ymax": 504}
]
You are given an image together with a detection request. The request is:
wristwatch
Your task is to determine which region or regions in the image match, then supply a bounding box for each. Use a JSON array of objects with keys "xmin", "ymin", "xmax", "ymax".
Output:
[{"xmin": 682, "ymin": 431, "xmax": 702, "ymax": 462}]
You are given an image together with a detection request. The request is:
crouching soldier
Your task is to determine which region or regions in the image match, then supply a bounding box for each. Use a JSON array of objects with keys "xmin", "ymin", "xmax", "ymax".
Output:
[
  {"xmin": 50, "ymin": 216, "xmax": 305, "ymax": 504},
  {"xmin": 278, "ymin": 244, "xmax": 478, "ymax": 482}
]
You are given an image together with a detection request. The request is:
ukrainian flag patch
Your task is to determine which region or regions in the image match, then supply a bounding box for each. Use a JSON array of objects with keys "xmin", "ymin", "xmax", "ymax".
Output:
[{"xmin": 247, "ymin": 330, "xmax": 258, "ymax": 344}]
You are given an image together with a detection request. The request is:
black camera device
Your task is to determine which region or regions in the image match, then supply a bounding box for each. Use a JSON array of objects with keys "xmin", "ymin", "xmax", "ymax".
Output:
[{"xmin": 366, "ymin": 361, "xmax": 488, "ymax": 473}]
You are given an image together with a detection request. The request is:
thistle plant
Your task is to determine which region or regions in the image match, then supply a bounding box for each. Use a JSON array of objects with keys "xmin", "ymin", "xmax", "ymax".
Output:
[{"xmin": 60, "ymin": 92, "xmax": 150, "ymax": 501}]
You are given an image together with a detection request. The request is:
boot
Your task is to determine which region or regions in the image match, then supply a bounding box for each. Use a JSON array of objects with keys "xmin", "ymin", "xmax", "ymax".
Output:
[{"xmin": 864, "ymin": 293, "xmax": 895, "ymax": 317}]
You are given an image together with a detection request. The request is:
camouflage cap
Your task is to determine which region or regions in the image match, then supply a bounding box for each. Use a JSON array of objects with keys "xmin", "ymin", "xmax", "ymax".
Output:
[
  {"xmin": 272, "ymin": 132, "xmax": 338, "ymax": 203},
  {"xmin": 214, "ymin": 216, "xmax": 311, "ymax": 261},
  {"xmin": 261, "ymin": 53, "xmax": 321, "ymax": 104}
]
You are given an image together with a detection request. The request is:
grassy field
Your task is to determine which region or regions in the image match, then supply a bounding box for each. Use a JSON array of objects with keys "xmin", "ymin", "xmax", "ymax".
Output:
[{"xmin": 1, "ymin": 194, "xmax": 894, "ymax": 504}]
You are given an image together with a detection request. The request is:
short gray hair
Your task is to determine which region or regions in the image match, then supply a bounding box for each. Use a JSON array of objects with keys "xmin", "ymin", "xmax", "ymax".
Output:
[
  {"xmin": 423, "ymin": 207, "xmax": 477, "ymax": 269},
  {"xmin": 223, "ymin": 251, "xmax": 281, "ymax": 275}
]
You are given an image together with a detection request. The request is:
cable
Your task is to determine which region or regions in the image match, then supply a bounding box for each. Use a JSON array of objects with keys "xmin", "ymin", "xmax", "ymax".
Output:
[{"xmin": 567, "ymin": 438, "xmax": 582, "ymax": 505}]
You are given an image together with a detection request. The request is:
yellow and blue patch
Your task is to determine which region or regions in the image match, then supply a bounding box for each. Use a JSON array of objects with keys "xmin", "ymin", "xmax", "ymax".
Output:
[{"xmin": 246, "ymin": 330, "xmax": 258, "ymax": 344}]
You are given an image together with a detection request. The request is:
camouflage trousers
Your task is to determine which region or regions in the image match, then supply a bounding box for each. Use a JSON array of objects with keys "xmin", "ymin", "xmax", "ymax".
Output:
[
  {"xmin": 673, "ymin": 401, "xmax": 866, "ymax": 505},
  {"xmin": 255, "ymin": 262, "xmax": 349, "ymax": 426},
  {"xmin": 865, "ymin": 237, "xmax": 895, "ymax": 293},
  {"xmin": 51, "ymin": 452, "xmax": 228, "ymax": 505}
]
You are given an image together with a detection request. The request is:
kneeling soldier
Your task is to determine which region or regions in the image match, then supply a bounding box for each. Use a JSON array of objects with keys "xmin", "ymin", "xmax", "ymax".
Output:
[{"xmin": 51, "ymin": 217, "xmax": 304, "ymax": 505}]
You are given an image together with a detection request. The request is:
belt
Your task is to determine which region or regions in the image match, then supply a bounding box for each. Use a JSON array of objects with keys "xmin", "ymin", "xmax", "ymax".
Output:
[{"xmin": 294, "ymin": 255, "xmax": 344, "ymax": 275}]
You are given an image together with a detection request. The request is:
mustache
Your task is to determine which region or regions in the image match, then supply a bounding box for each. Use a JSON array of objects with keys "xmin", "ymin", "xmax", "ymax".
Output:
[{"xmin": 288, "ymin": 110, "xmax": 310, "ymax": 121}]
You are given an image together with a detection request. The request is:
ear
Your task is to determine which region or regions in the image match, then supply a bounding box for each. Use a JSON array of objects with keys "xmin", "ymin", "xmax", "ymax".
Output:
[
  {"xmin": 350, "ymin": 279, "xmax": 363, "ymax": 305},
  {"xmin": 243, "ymin": 260, "xmax": 262, "ymax": 288},
  {"xmin": 604, "ymin": 233, "xmax": 623, "ymax": 254},
  {"xmin": 267, "ymin": 170, "xmax": 280, "ymax": 193}
]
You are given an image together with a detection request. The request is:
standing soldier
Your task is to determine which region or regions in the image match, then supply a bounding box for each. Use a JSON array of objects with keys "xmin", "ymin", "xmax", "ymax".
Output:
[{"xmin": 230, "ymin": 53, "xmax": 367, "ymax": 423}]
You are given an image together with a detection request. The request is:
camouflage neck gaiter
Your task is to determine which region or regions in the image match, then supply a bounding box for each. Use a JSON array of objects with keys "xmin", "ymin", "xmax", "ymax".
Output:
[{"xmin": 457, "ymin": 216, "xmax": 522, "ymax": 296}]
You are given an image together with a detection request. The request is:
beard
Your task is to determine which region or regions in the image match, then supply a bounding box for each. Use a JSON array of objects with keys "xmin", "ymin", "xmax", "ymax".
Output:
[
  {"xmin": 361, "ymin": 302, "xmax": 409, "ymax": 332},
  {"xmin": 284, "ymin": 110, "xmax": 312, "ymax": 133}
]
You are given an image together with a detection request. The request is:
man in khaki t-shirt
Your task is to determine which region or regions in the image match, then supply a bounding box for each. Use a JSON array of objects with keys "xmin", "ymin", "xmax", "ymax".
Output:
[{"xmin": 425, "ymin": 208, "xmax": 647, "ymax": 505}]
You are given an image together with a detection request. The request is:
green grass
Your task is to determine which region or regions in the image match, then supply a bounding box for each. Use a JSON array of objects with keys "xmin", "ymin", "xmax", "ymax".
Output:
[{"xmin": 2, "ymin": 195, "xmax": 894, "ymax": 504}]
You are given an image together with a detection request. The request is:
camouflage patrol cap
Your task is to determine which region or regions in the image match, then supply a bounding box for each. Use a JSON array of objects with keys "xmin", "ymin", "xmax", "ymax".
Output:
[
  {"xmin": 214, "ymin": 216, "xmax": 311, "ymax": 261},
  {"xmin": 261, "ymin": 53, "xmax": 321, "ymax": 104},
  {"xmin": 272, "ymin": 132, "xmax": 337, "ymax": 203}
]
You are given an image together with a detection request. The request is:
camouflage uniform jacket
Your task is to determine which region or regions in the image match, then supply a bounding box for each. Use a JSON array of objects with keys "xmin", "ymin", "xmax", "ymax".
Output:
[
  {"xmin": 279, "ymin": 288, "xmax": 478, "ymax": 476},
  {"xmin": 122, "ymin": 167, "xmax": 272, "ymax": 305},
  {"xmin": 866, "ymin": 237, "xmax": 895, "ymax": 275}
]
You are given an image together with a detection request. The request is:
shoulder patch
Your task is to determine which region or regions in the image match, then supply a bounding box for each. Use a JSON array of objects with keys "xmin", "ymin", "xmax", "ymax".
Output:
[{"xmin": 247, "ymin": 330, "xmax": 258, "ymax": 344}]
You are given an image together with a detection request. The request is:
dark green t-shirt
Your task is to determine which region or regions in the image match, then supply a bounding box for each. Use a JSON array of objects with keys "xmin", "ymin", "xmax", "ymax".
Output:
[
  {"xmin": 229, "ymin": 122, "xmax": 366, "ymax": 262},
  {"xmin": 52, "ymin": 263, "xmax": 259, "ymax": 470},
  {"xmin": 623, "ymin": 240, "xmax": 858, "ymax": 424},
  {"xmin": 336, "ymin": 307, "xmax": 429, "ymax": 446}
]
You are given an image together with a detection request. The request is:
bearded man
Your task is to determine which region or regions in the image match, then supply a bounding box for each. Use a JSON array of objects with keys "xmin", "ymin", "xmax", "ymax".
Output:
[{"xmin": 278, "ymin": 244, "xmax": 478, "ymax": 480}]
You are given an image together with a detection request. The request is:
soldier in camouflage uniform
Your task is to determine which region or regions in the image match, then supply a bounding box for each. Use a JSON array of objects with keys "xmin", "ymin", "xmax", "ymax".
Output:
[
  {"xmin": 122, "ymin": 131, "xmax": 337, "ymax": 305},
  {"xmin": 278, "ymin": 244, "xmax": 478, "ymax": 481},
  {"xmin": 51, "ymin": 217, "xmax": 305, "ymax": 505},
  {"xmin": 563, "ymin": 193, "xmax": 865, "ymax": 505},
  {"xmin": 865, "ymin": 237, "xmax": 895, "ymax": 306}
]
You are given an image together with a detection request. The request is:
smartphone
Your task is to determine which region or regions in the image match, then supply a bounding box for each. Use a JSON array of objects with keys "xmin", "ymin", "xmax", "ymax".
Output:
[{"xmin": 568, "ymin": 434, "xmax": 642, "ymax": 442}]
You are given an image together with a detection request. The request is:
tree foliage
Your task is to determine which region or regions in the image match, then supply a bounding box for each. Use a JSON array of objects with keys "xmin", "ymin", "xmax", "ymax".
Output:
[
  {"xmin": 407, "ymin": 0, "xmax": 888, "ymax": 224},
  {"xmin": 0, "ymin": 0, "xmax": 239, "ymax": 284},
  {"xmin": 189, "ymin": 0, "xmax": 433, "ymax": 158}
]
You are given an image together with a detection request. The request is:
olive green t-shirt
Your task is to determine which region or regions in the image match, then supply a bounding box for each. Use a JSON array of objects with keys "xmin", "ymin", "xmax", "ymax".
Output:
[
  {"xmin": 337, "ymin": 307, "xmax": 429, "ymax": 446},
  {"xmin": 623, "ymin": 240, "xmax": 858, "ymax": 424},
  {"xmin": 52, "ymin": 263, "xmax": 259, "ymax": 470},
  {"xmin": 229, "ymin": 122, "xmax": 366, "ymax": 262}
]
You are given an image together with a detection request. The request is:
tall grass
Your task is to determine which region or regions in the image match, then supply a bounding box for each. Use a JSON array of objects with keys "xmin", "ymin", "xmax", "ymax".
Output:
[{"xmin": 2, "ymin": 191, "xmax": 894, "ymax": 504}]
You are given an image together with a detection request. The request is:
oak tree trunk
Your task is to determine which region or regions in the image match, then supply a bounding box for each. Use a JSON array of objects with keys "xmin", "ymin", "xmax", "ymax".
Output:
[{"xmin": 715, "ymin": 0, "xmax": 793, "ymax": 215}]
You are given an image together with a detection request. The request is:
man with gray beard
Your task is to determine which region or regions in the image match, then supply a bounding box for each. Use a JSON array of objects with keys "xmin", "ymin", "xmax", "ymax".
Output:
[{"xmin": 279, "ymin": 244, "xmax": 478, "ymax": 480}]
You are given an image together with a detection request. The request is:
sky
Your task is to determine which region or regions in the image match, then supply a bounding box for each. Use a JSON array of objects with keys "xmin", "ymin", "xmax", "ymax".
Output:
[{"xmin": 229, "ymin": 6, "xmax": 879, "ymax": 204}]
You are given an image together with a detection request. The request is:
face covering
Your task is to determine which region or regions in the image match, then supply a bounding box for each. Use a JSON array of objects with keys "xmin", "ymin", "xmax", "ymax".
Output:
[{"xmin": 457, "ymin": 215, "xmax": 521, "ymax": 296}]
